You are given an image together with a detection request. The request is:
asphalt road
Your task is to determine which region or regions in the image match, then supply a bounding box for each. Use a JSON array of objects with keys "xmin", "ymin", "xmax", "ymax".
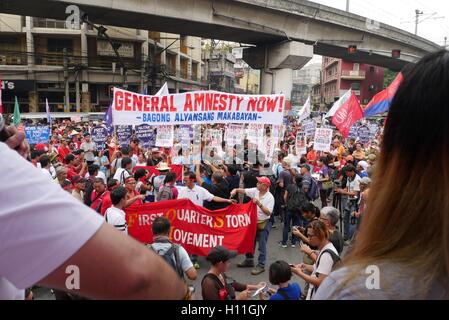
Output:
[{"xmin": 34, "ymin": 216, "xmax": 308, "ymax": 300}]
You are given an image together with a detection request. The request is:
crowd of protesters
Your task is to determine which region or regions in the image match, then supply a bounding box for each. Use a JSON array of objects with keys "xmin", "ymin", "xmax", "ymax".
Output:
[{"xmin": 2, "ymin": 50, "xmax": 449, "ymax": 301}]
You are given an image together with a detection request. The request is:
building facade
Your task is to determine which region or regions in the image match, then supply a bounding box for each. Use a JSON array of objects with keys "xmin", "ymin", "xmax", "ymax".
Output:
[
  {"xmin": 0, "ymin": 14, "xmax": 207, "ymax": 114},
  {"xmin": 321, "ymin": 57, "xmax": 384, "ymax": 106},
  {"xmin": 232, "ymin": 47, "xmax": 260, "ymax": 94},
  {"xmin": 202, "ymin": 49, "xmax": 236, "ymax": 93},
  {"xmin": 291, "ymin": 63, "xmax": 321, "ymax": 107}
]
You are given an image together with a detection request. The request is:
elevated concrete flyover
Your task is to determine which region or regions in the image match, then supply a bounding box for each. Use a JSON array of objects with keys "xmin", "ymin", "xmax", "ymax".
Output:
[
  {"xmin": 0, "ymin": 0, "xmax": 441, "ymax": 98},
  {"xmin": 0, "ymin": 0, "xmax": 441, "ymax": 70}
]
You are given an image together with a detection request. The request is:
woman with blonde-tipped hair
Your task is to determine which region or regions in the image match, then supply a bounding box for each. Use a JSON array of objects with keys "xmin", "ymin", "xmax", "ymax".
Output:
[{"xmin": 315, "ymin": 50, "xmax": 449, "ymax": 300}]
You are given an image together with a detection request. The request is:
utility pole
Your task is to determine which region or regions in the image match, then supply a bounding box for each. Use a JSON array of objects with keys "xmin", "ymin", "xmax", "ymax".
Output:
[
  {"xmin": 415, "ymin": 9, "xmax": 424, "ymax": 35},
  {"xmin": 63, "ymin": 48, "xmax": 70, "ymax": 113},
  {"xmin": 445, "ymin": 36, "xmax": 448, "ymax": 49},
  {"xmin": 346, "ymin": 0, "xmax": 350, "ymax": 12}
]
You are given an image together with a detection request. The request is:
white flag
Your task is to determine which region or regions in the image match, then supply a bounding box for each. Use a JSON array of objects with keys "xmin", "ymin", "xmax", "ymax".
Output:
[
  {"xmin": 298, "ymin": 96, "xmax": 311, "ymax": 122},
  {"xmin": 155, "ymin": 82, "xmax": 169, "ymax": 96},
  {"xmin": 324, "ymin": 89, "xmax": 352, "ymax": 119}
]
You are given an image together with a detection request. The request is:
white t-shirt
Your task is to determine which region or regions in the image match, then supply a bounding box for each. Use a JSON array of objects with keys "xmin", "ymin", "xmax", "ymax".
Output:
[
  {"xmin": 85, "ymin": 171, "xmax": 107, "ymax": 184},
  {"xmin": 105, "ymin": 206, "xmax": 128, "ymax": 234},
  {"xmin": 244, "ymin": 188, "xmax": 275, "ymax": 222},
  {"xmin": 177, "ymin": 185, "xmax": 215, "ymax": 207},
  {"xmin": 307, "ymin": 242, "xmax": 339, "ymax": 300},
  {"xmin": 80, "ymin": 141, "xmax": 96, "ymax": 162},
  {"xmin": 347, "ymin": 174, "xmax": 362, "ymax": 199},
  {"xmin": 0, "ymin": 142, "xmax": 104, "ymax": 300},
  {"xmin": 113, "ymin": 168, "xmax": 131, "ymax": 185},
  {"xmin": 41, "ymin": 168, "xmax": 53, "ymax": 180}
]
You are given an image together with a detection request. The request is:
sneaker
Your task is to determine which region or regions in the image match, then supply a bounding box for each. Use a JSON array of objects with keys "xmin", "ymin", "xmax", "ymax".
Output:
[
  {"xmin": 278, "ymin": 242, "xmax": 288, "ymax": 248},
  {"xmin": 272, "ymin": 224, "xmax": 277, "ymax": 229},
  {"xmin": 237, "ymin": 260, "xmax": 255, "ymax": 268},
  {"xmin": 251, "ymin": 265, "xmax": 265, "ymax": 275},
  {"xmin": 291, "ymin": 244, "xmax": 297, "ymax": 248},
  {"xmin": 193, "ymin": 262, "xmax": 200, "ymax": 269}
]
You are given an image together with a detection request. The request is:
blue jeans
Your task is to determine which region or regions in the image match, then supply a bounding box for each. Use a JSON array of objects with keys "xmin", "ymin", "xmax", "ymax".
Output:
[
  {"xmin": 343, "ymin": 199, "xmax": 358, "ymax": 240},
  {"xmin": 245, "ymin": 220, "xmax": 272, "ymax": 268},
  {"xmin": 282, "ymin": 210, "xmax": 300, "ymax": 245}
]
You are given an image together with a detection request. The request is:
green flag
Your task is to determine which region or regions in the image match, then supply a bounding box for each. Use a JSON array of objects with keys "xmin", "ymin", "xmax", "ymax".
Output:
[{"xmin": 13, "ymin": 96, "xmax": 20, "ymax": 127}]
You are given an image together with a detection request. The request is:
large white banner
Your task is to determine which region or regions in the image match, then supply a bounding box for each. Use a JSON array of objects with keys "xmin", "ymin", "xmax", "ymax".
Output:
[
  {"xmin": 313, "ymin": 128, "xmax": 333, "ymax": 152},
  {"xmin": 112, "ymin": 88, "xmax": 285, "ymax": 126}
]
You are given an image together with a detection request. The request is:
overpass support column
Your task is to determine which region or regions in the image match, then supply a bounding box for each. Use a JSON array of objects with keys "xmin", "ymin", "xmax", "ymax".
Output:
[{"xmin": 243, "ymin": 41, "xmax": 313, "ymax": 109}]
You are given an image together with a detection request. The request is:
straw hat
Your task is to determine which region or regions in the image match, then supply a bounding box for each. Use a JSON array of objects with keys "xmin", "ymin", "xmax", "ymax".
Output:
[{"xmin": 155, "ymin": 162, "xmax": 170, "ymax": 171}]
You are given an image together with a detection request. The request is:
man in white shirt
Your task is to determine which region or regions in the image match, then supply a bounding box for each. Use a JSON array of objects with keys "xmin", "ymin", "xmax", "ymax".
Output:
[
  {"xmin": 230, "ymin": 177, "xmax": 275, "ymax": 276},
  {"xmin": 0, "ymin": 124, "xmax": 188, "ymax": 300},
  {"xmin": 105, "ymin": 187, "xmax": 128, "ymax": 234},
  {"xmin": 178, "ymin": 172, "xmax": 235, "ymax": 269},
  {"xmin": 39, "ymin": 155, "xmax": 53, "ymax": 180},
  {"xmin": 335, "ymin": 164, "xmax": 361, "ymax": 241},
  {"xmin": 113, "ymin": 158, "xmax": 132, "ymax": 185},
  {"xmin": 178, "ymin": 172, "xmax": 235, "ymax": 207},
  {"xmin": 80, "ymin": 133, "xmax": 96, "ymax": 165}
]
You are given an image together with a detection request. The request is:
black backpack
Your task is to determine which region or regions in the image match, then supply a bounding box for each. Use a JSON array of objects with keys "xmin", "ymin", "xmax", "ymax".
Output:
[
  {"xmin": 286, "ymin": 186, "xmax": 308, "ymax": 212},
  {"xmin": 148, "ymin": 239, "xmax": 184, "ymax": 280},
  {"xmin": 316, "ymin": 249, "xmax": 341, "ymax": 274}
]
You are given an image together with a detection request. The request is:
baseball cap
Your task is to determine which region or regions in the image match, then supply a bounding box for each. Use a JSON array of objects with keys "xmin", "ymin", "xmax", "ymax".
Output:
[
  {"xmin": 151, "ymin": 148, "xmax": 161, "ymax": 153},
  {"xmin": 83, "ymin": 132, "xmax": 91, "ymax": 137},
  {"xmin": 35, "ymin": 143, "xmax": 48, "ymax": 152},
  {"xmin": 72, "ymin": 175, "xmax": 87, "ymax": 184},
  {"xmin": 206, "ymin": 246, "xmax": 237, "ymax": 264},
  {"xmin": 256, "ymin": 176, "xmax": 272, "ymax": 187}
]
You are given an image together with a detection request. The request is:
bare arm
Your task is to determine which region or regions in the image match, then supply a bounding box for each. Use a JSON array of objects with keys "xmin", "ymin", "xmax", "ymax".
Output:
[
  {"xmin": 195, "ymin": 165, "xmax": 204, "ymax": 186},
  {"xmin": 38, "ymin": 223, "xmax": 187, "ymax": 300},
  {"xmin": 125, "ymin": 195, "xmax": 145, "ymax": 208}
]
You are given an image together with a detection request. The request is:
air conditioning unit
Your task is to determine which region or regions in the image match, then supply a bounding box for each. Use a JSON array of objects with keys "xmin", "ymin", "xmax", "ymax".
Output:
[{"xmin": 0, "ymin": 55, "xmax": 6, "ymax": 64}]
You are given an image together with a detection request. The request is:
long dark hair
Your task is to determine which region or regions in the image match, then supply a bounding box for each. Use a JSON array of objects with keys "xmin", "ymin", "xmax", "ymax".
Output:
[{"xmin": 343, "ymin": 50, "xmax": 449, "ymax": 298}]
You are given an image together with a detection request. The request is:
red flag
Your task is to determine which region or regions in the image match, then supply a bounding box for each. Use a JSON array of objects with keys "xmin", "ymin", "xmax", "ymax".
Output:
[{"xmin": 332, "ymin": 90, "xmax": 364, "ymax": 138}]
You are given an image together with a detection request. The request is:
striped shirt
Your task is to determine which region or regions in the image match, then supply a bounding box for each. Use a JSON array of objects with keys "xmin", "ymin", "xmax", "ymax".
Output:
[{"xmin": 104, "ymin": 206, "xmax": 127, "ymax": 234}]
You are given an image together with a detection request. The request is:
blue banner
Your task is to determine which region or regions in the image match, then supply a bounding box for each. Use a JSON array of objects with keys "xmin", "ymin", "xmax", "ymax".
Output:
[
  {"xmin": 91, "ymin": 126, "xmax": 109, "ymax": 150},
  {"xmin": 135, "ymin": 124, "xmax": 156, "ymax": 148},
  {"xmin": 25, "ymin": 125, "xmax": 50, "ymax": 145}
]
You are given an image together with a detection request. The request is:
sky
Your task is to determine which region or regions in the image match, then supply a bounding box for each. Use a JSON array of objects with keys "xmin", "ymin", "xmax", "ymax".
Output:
[{"xmin": 307, "ymin": 0, "xmax": 449, "ymax": 64}]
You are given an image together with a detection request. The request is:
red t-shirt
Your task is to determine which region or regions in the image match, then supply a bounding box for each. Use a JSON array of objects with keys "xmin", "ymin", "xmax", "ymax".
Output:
[
  {"xmin": 127, "ymin": 190, "xmax": 143, "ymax": 206},
  {"xmin": 90, "ymin": 190, "xmax": 110, "ymax": 214},
  {"xmin": 66, "ymin": 165, "xmax": 78, "ymax": 182},
  {"xmin": 58, "ymin": 146, "xmax": 70, "ymax": 163},
  {"xmin": 100, "ymin": 192, "xmax": 112, "ymax": 216}
]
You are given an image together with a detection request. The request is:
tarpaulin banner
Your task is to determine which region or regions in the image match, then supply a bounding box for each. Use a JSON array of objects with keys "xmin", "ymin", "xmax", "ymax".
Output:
[
  {"xmin": 313, "ymin": 127, "xmax": 333, "ymax": 152},
  {"xmin": 125, "ymin": 199, "xmax": 258, "ymax": 256},
  {"xmin": 134, "ymin": 165, "xmax": 183, "ymax": 182},
  {"xmin": 112, "ymin": 88, "xmax": 285, "ymax": 126},
  {"xmin": 25, "ymin": 125, "xmax": 50, "ymax": 144}
]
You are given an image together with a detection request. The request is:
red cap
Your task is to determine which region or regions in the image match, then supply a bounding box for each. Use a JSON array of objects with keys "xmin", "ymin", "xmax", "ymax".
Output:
[
  {"xmin": 256, "ymin": 177, "xmax": 271, "ymax": 187},
  {"xmin": 35, "ymin": 143, "xmax": 48, "ymax": 152}
]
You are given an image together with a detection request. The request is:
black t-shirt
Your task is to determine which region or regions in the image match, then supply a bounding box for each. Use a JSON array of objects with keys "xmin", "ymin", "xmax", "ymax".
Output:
[
  {"xmin": 202, "ymin": 181, "xmax": 230, "ymax": 210},
  {"xmin": 329, "ymin": 229, "xmax": 344, "ymax": 254},
  {"xmin": 225, "ymin": 175, "xmax": 240, "ymax": 192}
]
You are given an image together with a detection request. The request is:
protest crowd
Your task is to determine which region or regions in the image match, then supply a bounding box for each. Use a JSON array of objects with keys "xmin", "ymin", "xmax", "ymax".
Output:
[{"xmin": 0, "ymin": 50, "xmax": 448, "ymax": 300}]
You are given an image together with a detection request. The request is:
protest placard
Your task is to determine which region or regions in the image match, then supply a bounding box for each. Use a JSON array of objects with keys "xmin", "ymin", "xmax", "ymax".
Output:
[
  {"xmin": 91, "ymin": 126, "xmax": 109, "ymax": 150},
  {"xmin": 116, "ymin": 125, "xmax": 133, "ymax": 147},
  {"xmin": 313, "ymin": 127, "xmax": 333, "ymax": 152},
  {"xmin": 155, "ymin": 125, "xmax": 174, "ymax": 147},
  {"xmin": 135, "ymin": 124, "xmax": 156, "ymax": 148},
  {"xmin": 25, "ymin": 125, "xmax": 50, "ymax": 144}
]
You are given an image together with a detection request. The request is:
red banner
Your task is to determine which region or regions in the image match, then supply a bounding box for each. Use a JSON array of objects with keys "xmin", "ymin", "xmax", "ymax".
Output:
[
  {"xmin": 125, "ymin": 199, "xmax": 258, "ymax": 256},
  {"xmin": 133, "ymin": 165, "xmax": 183, "ymax": 182}
]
